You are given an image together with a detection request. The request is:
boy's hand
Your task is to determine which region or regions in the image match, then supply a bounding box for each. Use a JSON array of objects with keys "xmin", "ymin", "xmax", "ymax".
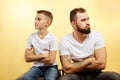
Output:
[{"xmin": 40, "ymin": 53, "xmax": 49, "ymax": 58}]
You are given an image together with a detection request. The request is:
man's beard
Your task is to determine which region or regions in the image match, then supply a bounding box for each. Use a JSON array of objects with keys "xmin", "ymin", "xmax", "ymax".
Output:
[{"xmin": 76, "ymin": 25, "xmax": 91, "ymax": 34}]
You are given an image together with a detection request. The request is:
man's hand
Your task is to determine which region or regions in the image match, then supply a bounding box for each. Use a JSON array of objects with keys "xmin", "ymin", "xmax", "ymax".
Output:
[
  {"xmin": 87, "ymin": 57, "xmax": 95, "ymax": 64},
  {"xmin": 85, "ymin": 47, "xmax": 107, "ymax": 71}
]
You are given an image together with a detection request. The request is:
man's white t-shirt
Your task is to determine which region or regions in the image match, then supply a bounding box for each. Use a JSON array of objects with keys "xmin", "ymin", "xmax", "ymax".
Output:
[
  {"xmin": 59, "ymin": 31, "xmax": 105, "ymax": 61},
  {"xmin": 26, "ymin": 32, "xmax": 57, "ymax": 67}
]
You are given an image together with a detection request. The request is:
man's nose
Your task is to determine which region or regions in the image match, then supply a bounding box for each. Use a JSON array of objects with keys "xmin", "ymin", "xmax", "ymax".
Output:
[{"xmin": 86, "ymin": 20, "xmax": 90, "ymax": 26}]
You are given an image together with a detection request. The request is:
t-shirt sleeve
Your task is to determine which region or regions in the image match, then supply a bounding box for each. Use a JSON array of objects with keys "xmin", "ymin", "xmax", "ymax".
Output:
[
  {"xmin": 95, "ymin": 33, "xmax": 105, "ymax": 49},
  {"xmin": 26, "ymin": 35, "xmax": 33, "ymax": 49},
  {"xmin": 49, "ymin": 37, "xmax": 58, "ymax": 50},
  {"xmin": 59, "ymin": 39, "xmax": 70, "ymax": 56}
]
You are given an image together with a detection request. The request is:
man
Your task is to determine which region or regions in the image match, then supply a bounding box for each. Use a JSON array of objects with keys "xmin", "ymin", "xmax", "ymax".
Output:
[
  {"xmin": 59, "ymin": 7, "xmax": 107, "ymax": 80},
  {"xmin": 22, "ymin": 10, "xmax": 59, "ymax": 80}
]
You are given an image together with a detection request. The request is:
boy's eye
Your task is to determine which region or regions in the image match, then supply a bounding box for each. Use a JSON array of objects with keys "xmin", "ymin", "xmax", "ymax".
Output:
[
  {"xmin": 35, "ymin": 18, "xmax": 41, "ymax": 21},
  {"xmin": 37, "ymin": 18, "xmax": 41, "ymax": 21}
]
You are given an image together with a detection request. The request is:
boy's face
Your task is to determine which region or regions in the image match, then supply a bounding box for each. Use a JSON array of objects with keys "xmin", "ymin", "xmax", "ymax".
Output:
[{"xmin": 35, "ymin": 13, "xmax": 49, "ymax": 30}]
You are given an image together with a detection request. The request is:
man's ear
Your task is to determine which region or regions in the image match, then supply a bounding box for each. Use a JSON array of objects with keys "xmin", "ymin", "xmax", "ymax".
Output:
[{"xmin": 71, "ymin": 21, "xmax": 76, "ymax": 28}]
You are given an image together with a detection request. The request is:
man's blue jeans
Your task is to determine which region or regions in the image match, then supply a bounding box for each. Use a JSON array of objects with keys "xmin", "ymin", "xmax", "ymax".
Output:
[{"xmin": 22, "ymin": 65, "xmax": 59, "ymax": 80}]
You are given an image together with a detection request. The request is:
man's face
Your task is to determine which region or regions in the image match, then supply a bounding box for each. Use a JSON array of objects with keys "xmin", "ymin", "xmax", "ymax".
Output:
[
  {"xmin": 74, "ymin": 12, "xmax": 91, "ymax": 34},
  {"xmin": 34, "ymin": 13, "xmax": 48, "ymax": 30}
]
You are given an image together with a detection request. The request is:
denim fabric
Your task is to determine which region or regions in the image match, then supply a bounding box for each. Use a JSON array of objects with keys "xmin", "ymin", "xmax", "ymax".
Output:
[
  {"xmin": 43, "ymin": 66, "xmax": 59, "ymax": 80},
  {"xmin": 22, "ymin": 65, "xmax": 59, "ymax": 80}
]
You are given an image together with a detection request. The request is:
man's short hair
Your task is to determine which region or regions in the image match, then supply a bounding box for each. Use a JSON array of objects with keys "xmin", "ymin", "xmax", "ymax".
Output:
[{"xmin": 70, "ymin": 7, "xmax": 86, "ymax": 22}]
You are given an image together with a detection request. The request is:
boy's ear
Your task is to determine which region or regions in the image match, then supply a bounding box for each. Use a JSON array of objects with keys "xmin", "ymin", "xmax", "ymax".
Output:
[{"xmin": 46, "ymin": 20, "xmax": 51, "ymax": 26}]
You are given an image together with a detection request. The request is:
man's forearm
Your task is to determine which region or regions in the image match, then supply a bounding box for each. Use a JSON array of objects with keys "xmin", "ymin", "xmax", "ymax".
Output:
[
  {"xmin": 85, "ymin": 60, "xmax": 105, "ymax": 71},
  {"xmin": 85, "ymin": 47, "xmax": 107, "ymax": 71},
  {"xmin": 64, "ymin": 58, "xmax": 93, "ymax": 73}
]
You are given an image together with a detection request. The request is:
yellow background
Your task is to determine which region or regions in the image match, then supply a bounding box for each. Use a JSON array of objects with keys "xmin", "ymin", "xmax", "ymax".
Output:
[{"xmin": 0, "ymin": 0, "xmax": 120, "ymax": 80}]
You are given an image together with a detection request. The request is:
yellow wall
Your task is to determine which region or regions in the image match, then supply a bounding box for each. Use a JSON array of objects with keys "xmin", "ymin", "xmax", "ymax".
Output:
[{"xmin": 0, "ymin": 0, "xmax": 120, "ymax": 80}]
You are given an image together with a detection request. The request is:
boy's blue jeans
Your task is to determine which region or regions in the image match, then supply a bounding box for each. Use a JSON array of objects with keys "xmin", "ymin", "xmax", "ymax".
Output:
[{"xmin": 22, "ymin": 65, "xmax": 59, "ymax": 80}]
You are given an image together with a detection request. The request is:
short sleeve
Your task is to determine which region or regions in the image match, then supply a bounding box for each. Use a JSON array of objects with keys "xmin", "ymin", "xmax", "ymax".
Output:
[
  {"xmin": 26, "ymin": 35, "xmax": 33, "ymax": 49},
  {"xmin": 49, "ymin": 36, "xmax": 57, "ymax": 51},
  {"xmin": 95, "ymin": 33, "xmax": 105, "ymax": 49},
  {"xmin": 59, "ymin": 39, "xmax": 70, "ymax": 56}
]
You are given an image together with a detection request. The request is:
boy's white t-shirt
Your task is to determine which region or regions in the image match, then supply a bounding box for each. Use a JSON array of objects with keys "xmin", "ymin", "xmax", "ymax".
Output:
[
  {"xmin": 26, "ymin": 32, "xmax": 57, "ymax": 67},
  {"xmin": 59, "ymin": 31, "xmax": 105, "ymax": 61}
]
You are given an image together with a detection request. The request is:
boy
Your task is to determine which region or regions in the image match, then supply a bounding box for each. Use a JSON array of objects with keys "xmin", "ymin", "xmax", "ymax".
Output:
[{"xmin": 23, "ymin": 10, "xmax": 58, "ymax": 80}]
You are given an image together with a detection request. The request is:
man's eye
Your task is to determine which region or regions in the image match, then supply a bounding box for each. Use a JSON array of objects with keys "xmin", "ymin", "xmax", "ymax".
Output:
[{"xmin": 81, "ymin": 19, "xmax": 86, "ymax": 21}]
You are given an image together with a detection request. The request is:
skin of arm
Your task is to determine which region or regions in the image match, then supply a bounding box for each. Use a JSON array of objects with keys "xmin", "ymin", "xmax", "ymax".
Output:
[
  {"xmin": 25, "ymin": 48, "xmax": 49, "ymax": 62},
  {"xmin": 85, "ymin": 47, "xmax": 107, "ymax": 70},
  {"xmin": 39, "ymin": 50, "xmax": 57, "ymax": 65},
  {"xmin": 60, "ymin": 54, "xmax": 95, "ymax": 74},
  {"xmin": 25, "ymin": 49, "xmax": 57, "ymax": 65}
]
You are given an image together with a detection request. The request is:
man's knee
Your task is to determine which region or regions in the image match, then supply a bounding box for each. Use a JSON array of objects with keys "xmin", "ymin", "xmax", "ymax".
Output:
[
  {"xmin": 96, "ymin": 71, "xmax": 120, "ymax": 80},
  {"xmin": 58, "ymin": 74, "xmax": 80, "ymax": 80}
]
